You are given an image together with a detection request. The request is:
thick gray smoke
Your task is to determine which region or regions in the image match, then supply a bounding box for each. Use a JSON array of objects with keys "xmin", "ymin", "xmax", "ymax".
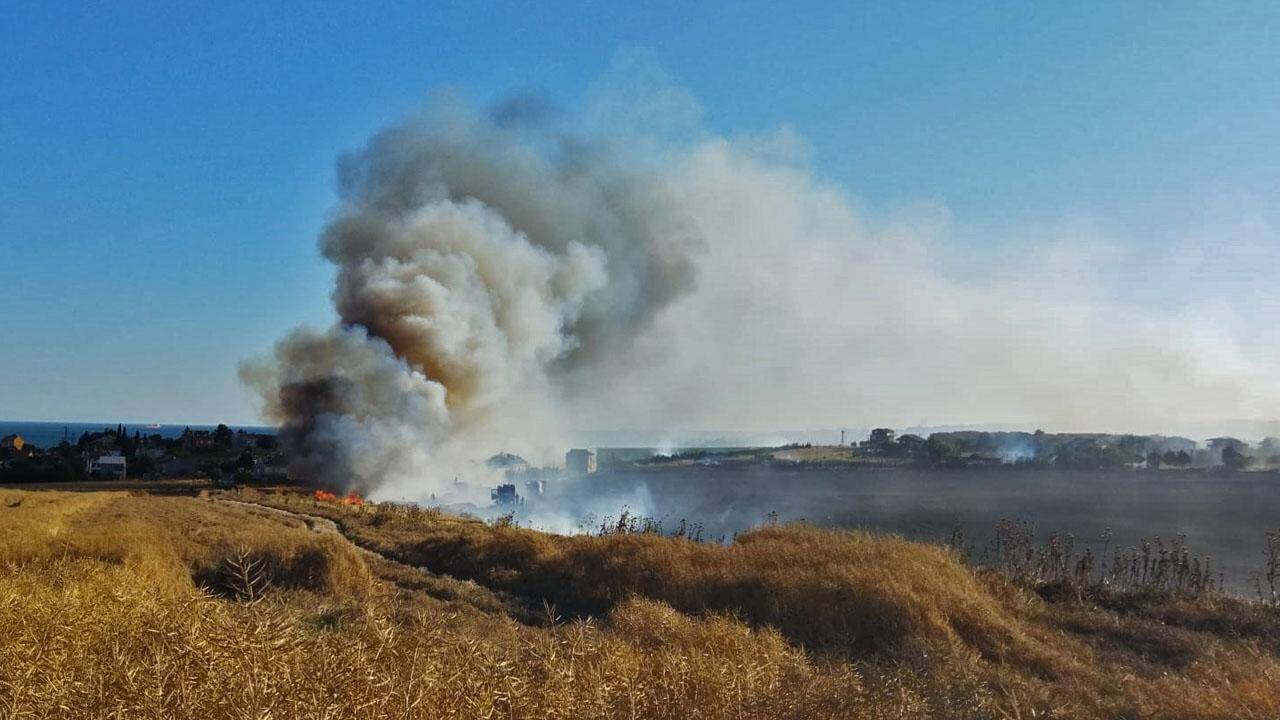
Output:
[
  {"xmin": 240, "ymin": 326, "xmax": 447, "ymax": 495},
  {"xmin": 242, "ymin": 98, "xmax": 702, "ymax": 497},
  {"xmin": 246, "ymin": 54, "xmax": 1280, "ymax": 501}
]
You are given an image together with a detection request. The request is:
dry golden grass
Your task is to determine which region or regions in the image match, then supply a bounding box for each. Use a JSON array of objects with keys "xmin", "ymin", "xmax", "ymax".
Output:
[
  {"xmin": 0, "ymin": 489, "xmax": 370, "ymax": 601},
  {"xmin": 2, "ymin": 487, "xmax": 1279, "ymax": 719},
  {"xmin": 1, "ymin": 559, "xmax": 877, "ymax": 720}
]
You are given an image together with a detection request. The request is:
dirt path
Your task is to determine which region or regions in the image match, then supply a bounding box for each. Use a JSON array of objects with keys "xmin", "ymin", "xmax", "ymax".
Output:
[
  {"xmin": 217, "ymin": 497, "xmax": 342, "ymax": 535},
  {"xmin": 215, "ymin": 496, "xmax": 419, "ymax": 578},
  {"xmin": 213, "ymin": 496, "xmax": 532, "ymax": 620}
]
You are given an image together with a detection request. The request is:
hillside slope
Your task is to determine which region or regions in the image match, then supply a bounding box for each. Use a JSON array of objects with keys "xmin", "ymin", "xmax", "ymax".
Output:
[{"xmin": 1, "ymin": 487, "xmax": 1278, "ymax": 719}]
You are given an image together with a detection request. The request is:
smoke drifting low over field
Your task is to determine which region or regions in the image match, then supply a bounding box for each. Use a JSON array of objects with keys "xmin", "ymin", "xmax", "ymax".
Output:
[{"xmin": 245, "ymin": 54, "xmax": 1280, "ymax": 499}]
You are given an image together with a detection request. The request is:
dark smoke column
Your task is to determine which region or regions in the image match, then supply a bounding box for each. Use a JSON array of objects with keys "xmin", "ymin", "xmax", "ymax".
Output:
[{"xmin": 241, "ymin": 98, "xmax": 701, "ymax": 497}]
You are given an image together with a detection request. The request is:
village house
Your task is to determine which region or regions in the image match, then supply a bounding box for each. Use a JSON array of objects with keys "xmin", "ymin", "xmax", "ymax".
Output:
[
  {"xmin": 565, "ymin": 448, "xmax": 597, "ymax": 475},
  {"xmin": 486, "ymin": 452, "xmax": 529, "ymax": 475},
  {"xmin": 87, "ymin": 452, "xmax": 127, "ymax": 480},
  {"xmin": 251, "ymin": 456, "xmax": 289, "ymax": 482},
  {"xmin": 231, "ymin": 429, "xmax": 275, "ymax": 451},
  {"xmin": 181, "ymin": 429, "xmax": 218, "ymax": 452}
]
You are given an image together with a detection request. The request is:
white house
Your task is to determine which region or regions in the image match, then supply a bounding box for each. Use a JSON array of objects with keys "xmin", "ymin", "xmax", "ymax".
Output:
[{"xmin": 88, "ymin": 453, "xmax": 127, "ymax": 480}]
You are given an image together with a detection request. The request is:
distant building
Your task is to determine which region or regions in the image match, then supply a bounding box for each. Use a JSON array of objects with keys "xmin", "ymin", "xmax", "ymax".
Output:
[
  {"xmin": 895, "ymin": 433, "xmax": 926, "ymax": 455},
  {"xmin": 565, "ymin": 448, "xmax": 597, "ymax": 475},
  {"xmin": 1207, "ymin": 437, "xmax": 1248, "ymax": 465},
  {"xmin": 88, "ymin": 453, "xmax": 127, "ymax": 480},
  {"xmin": 231, "ymin": 430, "xmax": 274, "ymax": 451},
  {"xmin": 862, "ymin": 428, "xmax": 896, "ymax": 450},
  {"xmin": 1156, "ymin": 436, "xmax": 1198, "ymax": 455},
  {"xmin": 1, "ymin": 435, "xmax": 25, "ymax": 452},
  {"xmin": 525, "ymin": 478, "xmax": 546, "ymax": 497},
  {"xmin": 252, "ymin": 459, "xmax": 289, "ymax": 482},
  {"xmin": 1208, "ymin": 437, "xmax": 1247, "ymax": 452},
  {"xmin": 181, "ymin": 429, "xmax": 217, "ymax": 452},
  {"xmin": 486, "ymin": 452, "xmax": 530, "ymax": 475},
  {"xmin": 490, "ymin": 483, "xmax": 521, "ymax": 505}
]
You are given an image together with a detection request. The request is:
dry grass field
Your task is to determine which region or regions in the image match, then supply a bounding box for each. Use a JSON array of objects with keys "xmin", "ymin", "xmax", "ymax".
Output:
[{"xmin": 2, "ymin": 487, "xmax": 1279, "ymax": 719}]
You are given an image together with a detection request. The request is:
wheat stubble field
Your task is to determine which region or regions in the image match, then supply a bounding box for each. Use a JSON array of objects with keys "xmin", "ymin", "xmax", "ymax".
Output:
[{"xmin": 2, "ymin": 487, "xmax": 1279, "ymax": 719}]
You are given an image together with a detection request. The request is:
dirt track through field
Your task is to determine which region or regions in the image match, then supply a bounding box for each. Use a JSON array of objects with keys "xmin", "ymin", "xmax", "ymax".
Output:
[
  {"xmin": 212, "ymin": 497, "xmax": 504, "ymax": 606},
  {"xmin": 216, "ymin": 497, "xmax": 343, "ymax": 536}
]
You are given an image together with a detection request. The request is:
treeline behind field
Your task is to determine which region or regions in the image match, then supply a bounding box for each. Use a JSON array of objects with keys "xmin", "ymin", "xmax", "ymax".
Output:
[{"xmin": 911, "ymin": 429, "xmax": 1272, "ymax": 470}]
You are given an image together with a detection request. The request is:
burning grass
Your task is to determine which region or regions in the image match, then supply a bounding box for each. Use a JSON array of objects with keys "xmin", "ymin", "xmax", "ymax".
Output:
[
  {"xmin": 315, "ymin": 488, "xmax": 366, "ymax": 506},
  {"xmin": 2, "ymin": 487, "xmax": 1280, "ymax": 718}
]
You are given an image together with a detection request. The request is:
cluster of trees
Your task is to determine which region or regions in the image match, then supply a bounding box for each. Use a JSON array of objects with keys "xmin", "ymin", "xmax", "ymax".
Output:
[
  {"xmin": 185, "ymin": 424, "xmax": 276, "ymax": 454},
  {"xmin": 84, "ymin": 424, "xmax": 137, "ymax": 454},
  {"xmin": 183, "ymin": 425, "xmax": 277, "ymax": 481},
  {"xmin": 0, "ymin": 428, "xmax": 125, "ymax": 483},
  {"xmin": 219, "ymin": 448, "xmax": 258, "ymax": 483},
  {"xmin": 854, "ymin": 428, "xmax": 1279, "ymax": 471},
  {"xmin": 1149, "ymin": 449, "xmax": 1194, "ymax": 468},
  {"xmin": 0, "ymin": 442, "xmax": 87, "ymax": 482},
  {"xmin": 74, "ymin": 425, "xmax": 164, "ymax": 475}
]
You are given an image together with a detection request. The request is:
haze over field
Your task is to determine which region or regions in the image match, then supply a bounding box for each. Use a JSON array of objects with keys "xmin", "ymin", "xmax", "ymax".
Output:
[
  {"xmin": 9, "ymin": 8, "xmax": 1280, "ymax": 718},
  {"xmin": 242, "ymin": 55, "xmax": 1280, "ymax": 499}
]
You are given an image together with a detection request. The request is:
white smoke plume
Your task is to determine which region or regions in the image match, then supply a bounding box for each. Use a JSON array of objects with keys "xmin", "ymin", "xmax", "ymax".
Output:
[
  {"xmin": 608, "ymin": 143, "xmax": 1280, "ymax": 436},
  {"xmin": 246, "ymin": 54, "xmax": 1280, "ymax": 500}
]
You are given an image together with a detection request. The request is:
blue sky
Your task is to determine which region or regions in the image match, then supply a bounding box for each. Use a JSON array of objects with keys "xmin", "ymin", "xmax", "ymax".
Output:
[{"xmin": 2, "ymin": 1, "xmax": 1278, "ymax": 424}]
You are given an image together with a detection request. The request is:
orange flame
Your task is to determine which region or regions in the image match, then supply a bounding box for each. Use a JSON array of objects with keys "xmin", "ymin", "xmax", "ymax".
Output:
[{"xmin": 312, "ymin": 489, "xmax": 362, "ymax": 506}]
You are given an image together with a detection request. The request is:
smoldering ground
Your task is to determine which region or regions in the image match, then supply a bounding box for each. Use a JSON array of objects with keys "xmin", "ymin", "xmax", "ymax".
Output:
[
  {"xmin": 244, "ymin": 53, "xmax": 1280, "ymax": 506},
  {"xmin": 511, "ymin": 465, "xmax": 1280, "ymax": 593}
]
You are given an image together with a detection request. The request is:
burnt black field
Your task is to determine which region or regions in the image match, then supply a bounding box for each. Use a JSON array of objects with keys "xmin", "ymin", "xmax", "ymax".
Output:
[{"xmin": 526, "ymin": 466, "xmax": 1280, "ymax": 594}]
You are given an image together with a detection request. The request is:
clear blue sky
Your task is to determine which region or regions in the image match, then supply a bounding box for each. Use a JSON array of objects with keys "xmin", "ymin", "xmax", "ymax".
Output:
[{"xmin": 2, "ymin": 1, "xmax": 1277, "ymax": 424}]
